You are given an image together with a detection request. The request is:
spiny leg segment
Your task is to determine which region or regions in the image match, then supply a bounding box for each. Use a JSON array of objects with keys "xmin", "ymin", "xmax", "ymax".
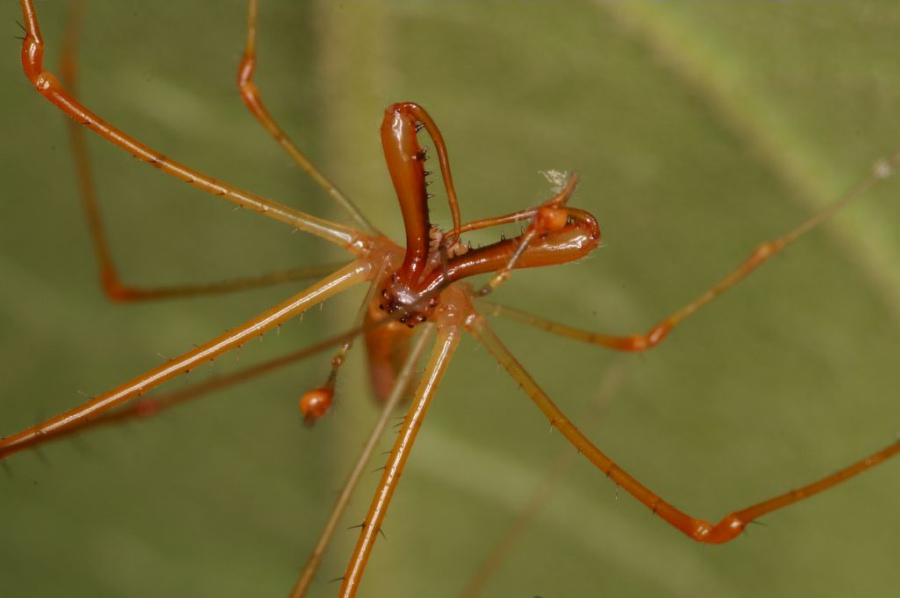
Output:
[
  {"xmin": 462, "ymin": 148, "xmax": 900, "ymax": 548},
  {"xmin": 290, "ymin": 325, "xmax": 434, "ymax": 598},
  {"xmin": 479, "ymin": 152, "xmax": 900, "ymax": 352},
  {"xmin": 339, "ymin": 324, "xmax": 462, "ymax": 598},
  {"xmin": 0, "ymin": 261, "xmax": 372, "ymax": 460},
  {"xmin": 461, "ymin": 359, "xmax": 626, "ymax": 598},
  {"xmin": 238, "ymin": 0, "xmax": 376, "ymax": 234},
  {"xmin": 19, "ymin": 0, "xmax": 367, "ymax": 252},
  {"xmin": 470, "ymin": 314, "xmax": 899, "ymax": 543},
  {"xmin": 6, "ymin": 0, "xmax": 389, "ymax": 461},
  {"xmin": 1, "ymin": 304, "xmax": 410, "ymax": 454},
  {"xmin": 57, "ymin": 2, "xmax": 345, "ymax": 302}
]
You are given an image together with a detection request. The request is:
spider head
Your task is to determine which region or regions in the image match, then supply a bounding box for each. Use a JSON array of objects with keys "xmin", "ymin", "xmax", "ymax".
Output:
[{"xmin": 377, "ymin": 272, "xmax": 440, "ymax": 328}]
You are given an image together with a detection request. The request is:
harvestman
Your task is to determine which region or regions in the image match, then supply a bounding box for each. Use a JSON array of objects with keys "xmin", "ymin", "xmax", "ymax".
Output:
[{"xmin": 5, "ymin": 1, "xmax": 900, "ymax": 596}]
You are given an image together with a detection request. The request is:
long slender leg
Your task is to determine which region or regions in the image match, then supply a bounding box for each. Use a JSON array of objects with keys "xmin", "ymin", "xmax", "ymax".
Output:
[
  {"xmin": 0, "ymin": 260, "xmax": 371, "ymax": 460},
  {"xmin": 290, "ymin": 324, "xmax": 434, "ymax": 598},
  {"xmin": 339, "ymin": 324, "xmax": 461, "ymax": 598},
  {"xmin": 89, "ymin": 264, "xmax": 352, "ymax": 302},
  {"xmin": 479, "ymin": 152, "xmax": 900, "ymax": 351},
  {"xmin": 19, "ymin": 0, "xmax": 366, "ymax": 252},
  {"xmin": 4, "ymin": 305, "xmax": 398, "ymax": 451},
  {"xmin": 60, "ymin": 6, "xmax": 346, "ymax": 300},
  {"xmin": 238, "ymin": 0, "xmax": 376, "ymax": 235},
  {"xmin": 469, "ymin": 314, "xmax": 899, "ymax": 543},
  {"xmin": 2, "ymin": 267, "xmax": 456, "ymax": 454},
  {"xmin": 461, "ymin": 359, "xmax": 625, "ymax": 598}
]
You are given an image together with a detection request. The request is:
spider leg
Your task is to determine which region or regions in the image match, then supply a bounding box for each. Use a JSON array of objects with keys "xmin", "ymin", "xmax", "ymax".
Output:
[
  {"xmin": 479, "ymin": 152, "xmax": 900, "ymax": 351},
  {"xmin": 46, "ymin": 3, "xmax": 357, "ymax": 303},
  {"xmin": 291, "ymin": 324, "xmax": 434, "ymax": 598},
  {"xmin": 339, "ymin": 323, "xmax": 461, "ymax": 598},
  {"xmin": 0, "ymin": 260, "xmax": 371, "ymax": 460},
  {"xmin": 8, "ymin": 297, "xmax": 398, "ymax": 452},
  {"xmin": 238, "ymin": 0, "xmax": 376, "ymax": 235},
  {"xmin": 19, "ymin": 0, "xmax": 366, "ymax": 251},
  {"xmin": 461, "ymin": 359, "xmax": 626, "ymax": 598},
  {"xmin": 470, "ymin": 314, "xmax": 899, "ymax": 544}
]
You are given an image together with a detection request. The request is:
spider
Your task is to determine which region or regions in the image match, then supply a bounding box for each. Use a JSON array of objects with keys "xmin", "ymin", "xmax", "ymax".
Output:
[{"xmin": 1, "ymin": 1, "xmax": 900, "ymax": 598}]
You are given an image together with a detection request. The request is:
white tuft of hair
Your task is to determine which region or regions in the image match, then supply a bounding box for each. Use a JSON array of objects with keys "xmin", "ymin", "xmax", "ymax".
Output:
[{"xmin": 540, "ymin": 170, "xmax": 569, "ymax": 193}]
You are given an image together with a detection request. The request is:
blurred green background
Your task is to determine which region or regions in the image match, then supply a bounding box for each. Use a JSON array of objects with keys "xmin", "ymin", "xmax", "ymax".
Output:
[{"xmin": 1, "ymin": 2, "xmax": 899, "ymax": 597}]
